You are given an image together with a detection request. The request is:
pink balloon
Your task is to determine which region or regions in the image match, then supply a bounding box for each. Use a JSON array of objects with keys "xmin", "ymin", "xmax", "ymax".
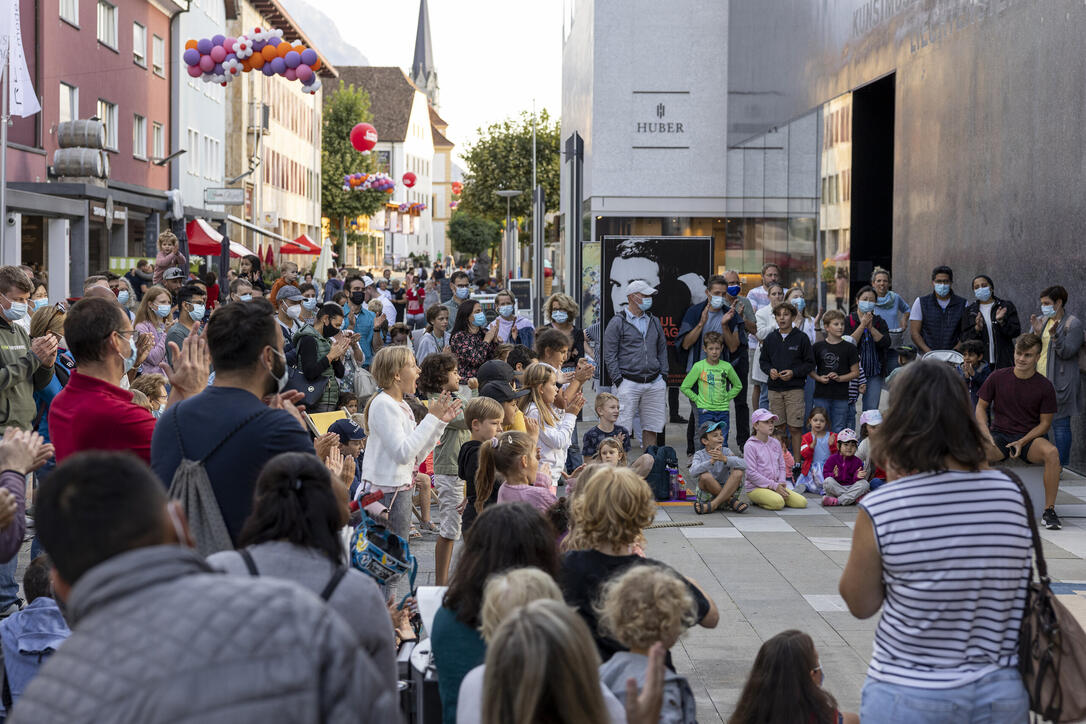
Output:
[
  {"xmin": 199, "ymin": 54, "xmax": 215, "ymax": 72},
  {"xmin": 283, "ymin": 67, "xmax": 297, "ymax": 81},
  {"xmin": 209, "ymin": 45, "xmax": 226, "ymax": 63},
  {"xmin": 224, "ymin": 37, "xmax": 236, "ymax": 52},
  {"xmin": 186, "ymin": 64, "xmax": 202, "ymax": 78},
  {"xmin": 295, "ymin": 64, "xmax": 313, "ymax": 82}
]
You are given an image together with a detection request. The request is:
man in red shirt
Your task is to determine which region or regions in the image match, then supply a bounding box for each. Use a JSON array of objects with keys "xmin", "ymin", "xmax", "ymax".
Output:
[
  {"xmin": 977, "ymin": 332, "xmax": 1062, "ymax": 529},
  {"xmin": 48, "ymin": 297, "xmax": 208, "ymax": 463}
]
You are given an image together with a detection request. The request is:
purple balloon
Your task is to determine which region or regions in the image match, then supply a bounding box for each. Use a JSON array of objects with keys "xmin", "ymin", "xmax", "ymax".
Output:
[
  {"xmin": 198, "ymin": 55, "xmax": 215, "ymax": 72},
  {"xmin": 225, "ymin": 53, "xmax": 236, "ymax": 63},
  {"xmin": 182, "ymin": 48, "xmax": 200, "ymax": 65},
  {"xmin": 300, "ymin": 48, "xmax": 317, "ymax": 66},
  {"xmin": 213, "ymin": 62, "xmax": 224, "ymax": 75},
  {"xmin": 212, "ymin": 34, "xmax": 225, "ymax": 46},
  {"xmin": 196, "ymin": 38, "xmax": 212, "ymax": 54},
  {"xmin": 302, "ymin": 72, "xmax": 317, "ymax": 86},
  {"xmin": 252, "ymin": 40, "xmax": 265, "ymax": 51},
  {"xmin": 270, "ymin": 57, "xmax": 286, "ymax": 74},
  {"xmin": 284, "ymin": 50, "xmax": 301, "ymax": 69},
  {"xmin": 267, "ymin": 37, "xmax": 281, "ymax": 46},
  {"xmin": 261, "ymin": 64, "xmax": 275, "ymax": 76},
  {"xmin": 296, "ymin": 64, "xmax": 313, "ymax": 82}
]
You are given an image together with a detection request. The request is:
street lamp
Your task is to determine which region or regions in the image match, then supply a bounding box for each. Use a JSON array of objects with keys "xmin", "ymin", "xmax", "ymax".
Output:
[{"xmin": 496, "ymin": 189, "xmax": 523, "ymax": 280}]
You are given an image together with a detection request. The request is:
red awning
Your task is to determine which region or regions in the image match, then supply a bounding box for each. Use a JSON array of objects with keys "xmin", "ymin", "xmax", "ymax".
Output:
[
  {"xmin": 280, "ymin": 234, "xmax": 320, "ymax": 255},
  {"xmin": 185, "ymin": 219, "xmax": 256, "ymax": 258},
  {"xmin": 294, "ymin": 234, "xmax": 321, "ymax": 252}
]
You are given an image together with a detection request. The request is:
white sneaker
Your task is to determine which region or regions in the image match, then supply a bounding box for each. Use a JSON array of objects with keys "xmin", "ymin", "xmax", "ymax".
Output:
[
  {"xmin": 0, "ymin": 600, "xmax": 23, "ymax": 618},
  {"xmin": 793, "ymin": 481, "xmax": 807, "ymax": 495}
]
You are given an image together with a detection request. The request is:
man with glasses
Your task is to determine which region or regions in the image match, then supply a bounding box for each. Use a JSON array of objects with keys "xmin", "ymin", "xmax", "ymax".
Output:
[
  {"xmin": 165, "ymin": 283, "xmax": 207, "ymax": 368},
  {"xmin": 443, "ymin": 270, "xmax": 472, "ymax": 317}
]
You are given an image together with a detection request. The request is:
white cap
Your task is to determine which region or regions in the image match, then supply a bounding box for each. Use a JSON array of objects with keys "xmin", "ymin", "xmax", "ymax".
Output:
[
  {"xmin": 859, "ymin": 409, "xmax": 883, "ymax": 427},
  {"xmin": 837, "ymin": 428, "xmax": 858, "ymax": 443},
  {"xmin": 625, "ymin": 280, "xmax": 658, "ymax": 297},
  {"xmin": 361, "ymin": 275, "xmax": 375, "ymax": 287}
]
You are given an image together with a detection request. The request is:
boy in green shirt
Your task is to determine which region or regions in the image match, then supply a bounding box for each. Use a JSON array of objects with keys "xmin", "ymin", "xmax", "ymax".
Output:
[{"xmin": 680, "ymin": 331, "xmax": 742, "ymax": 444}]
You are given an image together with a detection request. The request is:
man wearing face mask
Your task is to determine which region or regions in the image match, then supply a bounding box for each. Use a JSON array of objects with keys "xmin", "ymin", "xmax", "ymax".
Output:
[
  {"xmin": 48, "ymin": 298, "xmax": 208, "ymax": 464},
  {"xmin": 909, "ymin": 265, "xmax": 967, "ymax": 354},
  {"xmin": 165, "ymin": 283, "xmax": 207, "ymax": 369},
  {"xmin": 443, "ymin": 270, "xmax": 472, "ymax": 317},
  {"xmin": 151, "ymin": 299, "xmax": 314, "ymax": 545},
  {"xmin": 603, "ymin": 280, "xmax": 669, "ymax": 449},
  {"xmin": 0, "ymin": 267, "xmax": 56, "ymax": 435},
  {"xmin": 274, "ymin": 285, "xmax": 306, "ymax": 368},
  {"xmin": 343, "ymin": 274, "xmax": 382, "ymax": 368},
  {"xmin": 293, "ymin": 303, "xmax": 353, "ymax": 412},
  {"xmin": 17, "ymin": 452, "xmax": 398, "ymax": 723}
]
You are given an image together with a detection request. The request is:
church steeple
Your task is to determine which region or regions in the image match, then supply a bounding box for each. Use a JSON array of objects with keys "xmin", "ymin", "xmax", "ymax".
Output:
[{"xmin": 410, "ymin": 0, "xmax": 439, "ymax": 108}]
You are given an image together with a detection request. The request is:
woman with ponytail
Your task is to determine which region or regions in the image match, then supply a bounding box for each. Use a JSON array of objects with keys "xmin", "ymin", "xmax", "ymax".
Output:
[
  {"xmin": 476, "ymin": 430, "xmax": 556, "ymax": 515},
  {"xmin": 207, "ymin": 451, "xmax": 396, "ymax": 687}
]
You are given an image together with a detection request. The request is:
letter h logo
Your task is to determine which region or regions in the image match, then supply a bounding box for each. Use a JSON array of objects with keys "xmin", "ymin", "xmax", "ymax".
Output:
[{"xmin": 656, "ymin": 103, "xmax": 665, "ymax": 118}]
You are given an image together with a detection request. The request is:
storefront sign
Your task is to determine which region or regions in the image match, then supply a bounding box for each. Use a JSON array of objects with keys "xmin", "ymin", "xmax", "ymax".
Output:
[
  {"xmin": 204, "ymin": 187, "xmax": 245, "ymax": 205},
  {"xmin": 632, "ymin": 92, "xmax": 690, "ymax": 149}
]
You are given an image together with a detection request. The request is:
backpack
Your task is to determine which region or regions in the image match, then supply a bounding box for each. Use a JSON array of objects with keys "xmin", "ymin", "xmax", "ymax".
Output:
[
  {"xmin": 237, "ymin": 548, "xmax": 348, "ymax": 602},
  {"xmin": 643, "ymin": 445, "xmax": 678, "ymax": 501},
  {"xmin": 167, "ymin": 407, "xmax": 271, "ymax": 557}
]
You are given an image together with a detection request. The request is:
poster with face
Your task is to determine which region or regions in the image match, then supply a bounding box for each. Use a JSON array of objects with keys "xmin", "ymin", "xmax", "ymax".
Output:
[{"xmin": 601, "ymin": 236, "xmax": 713, "ymax": 385}]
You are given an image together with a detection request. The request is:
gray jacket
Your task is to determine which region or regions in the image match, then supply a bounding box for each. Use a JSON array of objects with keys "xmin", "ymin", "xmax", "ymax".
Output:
[
  {"xmin": 11, "ymin": 545, "xmax": 400, "ymax": 724},
  {"xmin": 1043, "ymin": 313, "xmax": 1084, "ymax": 419},
  {"xmin": 599, "ymin": 651, "xmax": 698, "ymax": 724},
  {"xmin": 603, "ymin": 311, "xmax": 669, "ymax": 384}
]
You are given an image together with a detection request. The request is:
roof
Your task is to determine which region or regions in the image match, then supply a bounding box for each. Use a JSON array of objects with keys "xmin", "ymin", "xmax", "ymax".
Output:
[
  {"xmin": 411, "ymin": 0, "xmax": 434, "ymax": 84},
  {"xmin": 232, "ymin": 0, "xmax": 339, "ymax": 79},
  {"xmin": 429, "ymin": 105, "xmax": 448, "ymax": 132},
  {"xmin": 334, "ymin": 67, "xmax": 420, "ymax": 143},
  {"xmin": 432, "ymin": 124, "xmax": 453, "ymax": 149}
]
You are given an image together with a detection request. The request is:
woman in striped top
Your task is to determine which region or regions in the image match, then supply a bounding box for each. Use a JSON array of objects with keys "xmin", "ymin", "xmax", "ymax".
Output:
[{"xmin": 838, "ymin": 360, "xmax": 1032, "ymax": 723}]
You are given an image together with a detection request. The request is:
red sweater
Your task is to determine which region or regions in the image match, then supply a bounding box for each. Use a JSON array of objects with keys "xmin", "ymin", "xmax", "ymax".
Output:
[{"xmin": 799, "ymin": 431, "xmax": 837, "ymax": 476}]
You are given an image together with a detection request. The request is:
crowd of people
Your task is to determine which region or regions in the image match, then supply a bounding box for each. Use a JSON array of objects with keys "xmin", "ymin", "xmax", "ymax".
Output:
[{"xmin": 0, "ymin": 238, "xmax": 1074, "ymax": 722}]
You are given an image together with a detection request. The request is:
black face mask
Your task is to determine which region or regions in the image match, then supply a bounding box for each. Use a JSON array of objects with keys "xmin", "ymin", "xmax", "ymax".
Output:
[
  {"xmin": 322, "ymin": 323, "xmax": 340, "ymax": 338},
  {"xmin": 350, "ymin": 291, "xmax": 366, "ymax": 305},
  {"xmin": 266, "ymin": 349, "xmax": 287, "ymax": 396}
]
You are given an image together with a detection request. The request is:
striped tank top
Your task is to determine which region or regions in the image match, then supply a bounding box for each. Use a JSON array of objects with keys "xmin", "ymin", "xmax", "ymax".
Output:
[{"xmin": 859, "ymin": 469, "xmax": 1031, "ymax": 688}]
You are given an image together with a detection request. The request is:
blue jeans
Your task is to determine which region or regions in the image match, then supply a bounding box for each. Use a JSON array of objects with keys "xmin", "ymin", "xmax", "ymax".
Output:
[
  {"xmin": 863, "ymin": 375, "xmax": 885, "ymax": 413},
  {"xmin": 813, "ymin": 397, "xmax": 850, "ymax": 433},
  {"xmin": 869, "ymin": 477, "xmax": 886, "ymax": 491},
  {"xmin": 1052, "ymin": 415, "xmax": 1072, "ymax": 467},
  {"xmin": 860, "ymin": 667, "xmax": 1028, "ymax": 724},
  {"xmin": 758, "ymin": 386, "xmax": 769, "ymax": 411},
  {"xmin": 803, "ymin": 376, "xmax": 815, "ymax": 431},
  {"xmin": 0, "ymin": 555, "xmax": 18, "ymax": 608},
  {"xmin": 696, "ymin": 408, "xmax": 730, "ymax": 446}
]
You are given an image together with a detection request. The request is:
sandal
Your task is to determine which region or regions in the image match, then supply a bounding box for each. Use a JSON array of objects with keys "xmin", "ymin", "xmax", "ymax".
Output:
[
  {"xmin": 409, "ymin": 527, "xmax": 422, "ymax": 540},
  {"xmin": 693, "ymin": 500, "xmax": 715, "ymax": 515},
  {"xmin": 725, "ymin": 498, "xmax": 749, "ymax": 513}
]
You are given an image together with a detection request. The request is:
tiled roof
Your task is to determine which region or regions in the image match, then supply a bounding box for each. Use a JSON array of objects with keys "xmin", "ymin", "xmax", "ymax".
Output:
[
  {"xmin": 432, "ymin": 124, "xmax": 453, "ymax": 148},
  {"xmin": 333, "ymin": 66, "xmax": 418, "ymax": 142}
]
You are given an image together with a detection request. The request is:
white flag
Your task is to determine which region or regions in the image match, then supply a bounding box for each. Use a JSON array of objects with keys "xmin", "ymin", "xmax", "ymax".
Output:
[{"xmin": 0, "ymin": 0, "xmax": 39, "ymax": 118}]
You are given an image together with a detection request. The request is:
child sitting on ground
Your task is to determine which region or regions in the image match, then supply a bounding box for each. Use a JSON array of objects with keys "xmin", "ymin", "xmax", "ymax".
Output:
[
  {"xmin": 458, "ymin": 396, "xmax": 507, "ymax": 531},
  {"xmin": 582, "ymin": 392, "xmax": 631, "ymax": 460},
  {"xmin": 957, "ymin": 339, "xmax": 991, "ymax": 408},
  {"xmin": 856, "ymin": 410, "xmax": 887, "ymax": 491},
  {"xmin": 796, "ymin": 407, "xmax": 836, "ymax": 496},
  {"xmin": 595, "ymin": 437, "xmax": 655, "ymax": 479},
  {"xmin": 690, "ymin": 421, "xmax": 748, "ymax": 515},
  {"xmin": 821, "ymin": 428, "xmax": 869, "ymax": 506},
  {"xmin": 597, "ymin": 565, "xmax": 699, "ymax": 724},
  {"xmin": 478, "ymin": 430, "xmax": 556, "ymax": 515},
  {"xmin": 0, "ymin": 555, "xmax": 71, "ymax": 712},
  {"xmin": 743, "ymin": 409, "xmax": 807, "ymax": 510},
  {"xmin": 774, "ymin": 427, "xmax": 796, "ymax": 483}
]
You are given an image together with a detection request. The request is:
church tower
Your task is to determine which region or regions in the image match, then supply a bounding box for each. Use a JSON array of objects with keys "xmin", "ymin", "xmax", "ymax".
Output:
[{"xmin": 410, "ymin": 0, "xmax": 439, "ymax": 109}]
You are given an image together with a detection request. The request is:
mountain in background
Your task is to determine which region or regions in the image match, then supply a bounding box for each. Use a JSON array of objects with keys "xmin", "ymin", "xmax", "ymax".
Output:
[{"xmin": 279, "ymin": 0, "xmax": 370, "ymax": 66}]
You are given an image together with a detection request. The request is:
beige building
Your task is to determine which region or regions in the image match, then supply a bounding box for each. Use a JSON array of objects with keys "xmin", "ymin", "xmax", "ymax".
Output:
[
  {"xmin": 223, "ymin": 0, "xmax": 337, "ymax": 260},
  {"xmin": 429, "ymin": 106, "xmax": 456, "ymax": 261}
]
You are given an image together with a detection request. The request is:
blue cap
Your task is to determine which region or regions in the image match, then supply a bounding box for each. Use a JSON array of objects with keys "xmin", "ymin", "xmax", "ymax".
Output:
[
  {"xmin": 328, "ymin": 418, "xmax": 365, "ymax": 443},
  {"xmin": 696, "ymin": 420, "xmax": 728, "ymax": 441}
]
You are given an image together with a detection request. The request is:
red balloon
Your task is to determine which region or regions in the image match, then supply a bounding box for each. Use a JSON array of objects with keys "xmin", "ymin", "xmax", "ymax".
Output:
[
  {"xmin": 349, "ymin": 122, "xmax": 378, "ymax": 152},
  {"xmin": 402, "ymin": 172, "xmax": 417, "ymax": 188}
]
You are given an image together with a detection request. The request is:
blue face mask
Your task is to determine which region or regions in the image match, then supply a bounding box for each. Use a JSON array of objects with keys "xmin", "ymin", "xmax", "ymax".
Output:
[
  {"xmin": 934, "ymin": 283, "xmax": 951, "ymax": 297},
  {"xmin": 709, "ymin": 295, "xmax": 726, "ymax": 310},
  {"xmin": 117, "ymin": 290, "xmax": 130, "ymax": 305},
  {"xmin": 189, "ymin": 304, "xmax": 206, "ymax": 321},
  {"xmin": 792, "ymin": 298, "xmax": 806, "ymax": 313},
  {"xmin": 32, "ymin": 298, "xmax": 48, "ymax": 312},
  {"xmin": 2, "ymin": 300, "xmax": 26, "ymax": 321},
  {"xmin": 155, "ymin": 304, "xmax": 172, "ymax": 319},
  {"xmin": 639, "ymin": 296, "xmax": 653, "ymax": 312},
  {"xmin": 726, "ymin": 284, "xmax": 742, "ymax": 297},
  {"xmin": 239, "ymin": 294, "xmax": 252, "ymax": 302},
  {"xmin": 302, "ymin": 298, "xmax": 318, "ymax": 311},
  {"xmin": 857, "ymin": 300, "xmax": 875, "ymax": 314},
  {"xmin": 974, "ymin": 287, "xmax": 992, "ymax": 302},
  {"xmin": 472, "ymin": 311, "xmax": 488, "ymax": 327},
  {"xmin": 499, "ymin": 304, "xmax": 514, "ymax": 318},
  {"xmin": 550, "ymin": 310, "xmax": 569, "ymax": 324},
  {"xmin": 455, "ymin": 286, "xmax": 470, "ymax": 299},
  {"xmin": 122, "ymin": 333, "xmax": 138, "ymax": 373},
  {"xmin": 1041, "ymin": 304, "xmax": 1057, "ymax": 318}
]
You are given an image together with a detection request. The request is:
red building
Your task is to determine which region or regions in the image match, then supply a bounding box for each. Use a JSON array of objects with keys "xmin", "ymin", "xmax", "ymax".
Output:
[{"xmin": 5, "ymin": 0, "xmax": 184, "ymax": 297}]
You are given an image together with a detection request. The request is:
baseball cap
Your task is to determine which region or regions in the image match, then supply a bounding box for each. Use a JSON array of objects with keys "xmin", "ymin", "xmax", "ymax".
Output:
[
  {"xmin": 897, "ymin": 345, "xmax": 918, "ymax": 360},
  {"xmin": 361, "ymin": 275, "xmax": 375, "ymax": 287},
  {"xmin": 476, "ymin": 360, "xmax": 515, "ymax": 387},
  {"xmin": 479, "ymin": 379, "xmax": 530, "ymax": 403},
  {"xmin": 696, "ymin": 420, "xmax": 728, "ymax": 441},
  {"xmin": 751, "ymin": 408, "xmax": 778, "ymax": 425},
  {"xmin": 277, "ymin": 285, "xmax": 304, "ymax": 302},
  {"xmin": 164, "ymin": 267, "xmax": 185, "ymax": 280},
  {"xmin": 328, "ymin": 418, "xmax": 366, "ymax": 443},
  {"xmin": 837, "ymin": 428, "xmax": 858, "ymax": 443},
  {"xmin": 625, "ymin": 280, "xmax": 658, "ymax": 297},
  {"xmin": 858, "ymin": 410, "xmax": 883, "ymax": 427}
]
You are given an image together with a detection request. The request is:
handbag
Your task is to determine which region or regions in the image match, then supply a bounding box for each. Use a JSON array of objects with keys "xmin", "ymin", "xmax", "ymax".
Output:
[
  {"xmin": 1005, "ymin": 469, "xmax": 1086, "ymax": 722},
  {"xmin": 285, "ymin": 367, "xmax": 329, "ymax": 409}
]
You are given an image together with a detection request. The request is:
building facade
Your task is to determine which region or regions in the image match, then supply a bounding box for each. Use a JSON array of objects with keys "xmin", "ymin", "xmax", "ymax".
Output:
[{"xmin": 429, "ymin": 105, "xmax": 455, "ymax": 262}]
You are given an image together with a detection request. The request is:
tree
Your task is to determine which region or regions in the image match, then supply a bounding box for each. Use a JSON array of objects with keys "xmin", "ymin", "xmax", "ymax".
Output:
[
  {"xmin": 447, "ymin": 212, "xmax": 500, "ymax": 261},
  {"xmin": 458, "ymin": 109, "xmax": 560, "ymax": 224},
  {"xmin": 321, "ymin": 81, "xmax": 387, "ymax": 244}
]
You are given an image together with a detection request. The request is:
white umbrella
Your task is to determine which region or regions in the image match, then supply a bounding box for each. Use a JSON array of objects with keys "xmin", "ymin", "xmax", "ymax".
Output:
[{"xmin": 314, "ymin": 240, "xmax": 335, "ymax": 289}]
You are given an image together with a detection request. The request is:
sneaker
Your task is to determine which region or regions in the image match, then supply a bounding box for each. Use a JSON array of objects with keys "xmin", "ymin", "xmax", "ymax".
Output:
[
  {"xmin": 821, "ymin": 495, "xmax": 839, "ymax": 507},
  {"xmin": 1043, "ymin": 507, "xmax": 1062, "ymax": 530},
  {"xmin": 0, "ymin": 599, "xmax": 23, "ymax": 619},
  {"xmin": 793, "ymin": 481, "xmax": 807, "ymax": 495}
]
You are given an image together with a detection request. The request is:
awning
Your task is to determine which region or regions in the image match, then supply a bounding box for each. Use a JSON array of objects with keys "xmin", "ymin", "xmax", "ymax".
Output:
[
  {"xmin": 292, "ymin": 234, "xmax": 321, "ymax": 253},
  {"xmin": 185, "ymin": 219, "xmax": 256, "ymax": 258}
]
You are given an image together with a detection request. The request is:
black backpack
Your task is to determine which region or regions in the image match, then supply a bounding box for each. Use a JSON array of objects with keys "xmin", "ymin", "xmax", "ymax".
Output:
[
  {"xmin": 643, "ymin": 445, "xmax": 678, "ymax": 501},
  {"xmin": 238, "ymin": 548, "xmax": 348, "ymax": 602}
]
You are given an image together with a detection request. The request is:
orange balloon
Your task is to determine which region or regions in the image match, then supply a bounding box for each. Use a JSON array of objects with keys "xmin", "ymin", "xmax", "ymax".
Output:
[
  {"xmin": 311, "ymin": 57, "xmax": 321, "ymax": 71},
  {"xmin": 277, "ymin": 43, "xmax": 292, "ymax": 58},
  {"xmin": 249, "ymin": 53, "xmax": 265, "ymax": 69},
  {"xmin": 185, "ymin": 39, "xmax": 198, "ymax": 50},
  {"xmin": 261, "ymin": 45, "xmax": 277, "ymax": 62}
]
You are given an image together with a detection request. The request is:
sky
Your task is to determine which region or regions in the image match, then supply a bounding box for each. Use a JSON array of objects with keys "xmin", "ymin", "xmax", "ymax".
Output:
[{"xmin": 316, "ymin": 0, "xmax": 564, "ymax": 164}]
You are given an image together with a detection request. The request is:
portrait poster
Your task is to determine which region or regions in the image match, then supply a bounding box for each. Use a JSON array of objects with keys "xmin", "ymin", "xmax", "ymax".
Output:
[{"xmin": 600, "ymin": 236, "xmax": 713, "ymax": 386}]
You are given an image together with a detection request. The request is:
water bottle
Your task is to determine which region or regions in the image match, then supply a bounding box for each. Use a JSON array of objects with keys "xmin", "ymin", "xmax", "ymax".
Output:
[{"xmin": 666, "ymin": 465, "xmax": 680, "ymax": 500}]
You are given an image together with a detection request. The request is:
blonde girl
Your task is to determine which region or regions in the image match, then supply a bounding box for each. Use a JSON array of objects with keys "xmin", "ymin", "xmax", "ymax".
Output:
[
  {"xmin": 522, "ymin": 362, "xmax": 585, "ymax": 489},
  {"xmin": 153, "ymin": 229, "xmax": 186, "ymax": 284},
  {"xmin": 597, "ymin": 436, "xmax": 656, "ymax": 478},
  {"xmin": 476, "ymin": 431, "xmax": 555, "ymax": 515},
  {"xmin": 361, "ymin": 345, "xmax": 460, "ymax": 596},
  {"xmin": 134, "ymin": 284, "xmax": 173, "ymax": 375}
]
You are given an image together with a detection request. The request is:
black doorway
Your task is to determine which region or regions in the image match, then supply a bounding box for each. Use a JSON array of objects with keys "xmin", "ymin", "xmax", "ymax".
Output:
[{"xmin": 850, "ymin": 74, "xmax": 895, "ymax": 294}]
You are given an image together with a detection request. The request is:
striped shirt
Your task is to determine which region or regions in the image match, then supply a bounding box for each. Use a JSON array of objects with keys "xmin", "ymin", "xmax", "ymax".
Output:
[{"xmin": 859, "ymin": 469, "xmax": 1031, "ymax": 688}]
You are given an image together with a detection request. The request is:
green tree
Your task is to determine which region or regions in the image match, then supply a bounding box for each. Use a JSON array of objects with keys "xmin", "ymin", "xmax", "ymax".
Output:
[
  {"xmin": 447, "ymin": 212, "xmax": 500, "ymax": 261},
  {"xmin": 458, "ymin": 109, "xmax": 560, "ymax": 225},
  {"xmin": 321, "ymin": 81, "xmax": 386, "ymax": 246}
]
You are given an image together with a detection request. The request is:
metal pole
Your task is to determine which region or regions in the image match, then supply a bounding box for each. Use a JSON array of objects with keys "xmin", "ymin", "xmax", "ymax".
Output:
[
  {"xmin": 0, "ymin": 48, "xmax": 9, "ymax": 261},
  {"xmin": 505, "ymin": 196, "xmax": 512, "ymax": 281}
]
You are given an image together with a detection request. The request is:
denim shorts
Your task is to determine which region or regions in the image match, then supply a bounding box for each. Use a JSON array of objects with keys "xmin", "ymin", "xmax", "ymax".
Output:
[{"xmin": 860, "ymin": 667, "xmax": 1028, "ymax": 724}]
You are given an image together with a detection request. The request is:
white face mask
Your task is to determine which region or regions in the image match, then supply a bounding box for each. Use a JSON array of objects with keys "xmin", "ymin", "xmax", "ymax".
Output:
[{"xmin": 285, "ymin": 304, "xmax": 302, "ymax": 321}]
